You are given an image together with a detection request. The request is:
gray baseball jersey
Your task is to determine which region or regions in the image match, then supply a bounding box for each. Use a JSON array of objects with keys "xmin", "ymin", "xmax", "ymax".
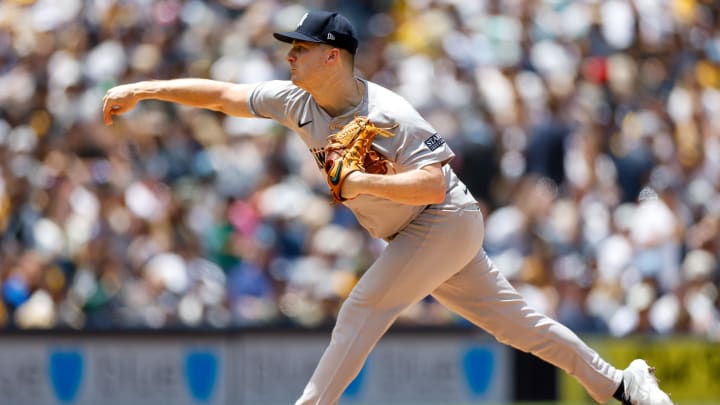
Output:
[{"xmin": 248, "ymin": 78, "xmax": 477, "ymax": 239}]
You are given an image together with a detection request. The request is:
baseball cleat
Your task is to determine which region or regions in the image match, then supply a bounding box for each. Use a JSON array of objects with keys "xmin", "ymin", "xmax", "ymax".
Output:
[{"xmin": 620, "ymin": 359, "xmax": 673, "ymax": 405}]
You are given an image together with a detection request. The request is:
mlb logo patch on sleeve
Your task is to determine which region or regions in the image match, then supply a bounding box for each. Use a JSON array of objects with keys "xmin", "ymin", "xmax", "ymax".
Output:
[{"xmin": 424, "ymin": 134, "xmax": 446, "ymax": 151}]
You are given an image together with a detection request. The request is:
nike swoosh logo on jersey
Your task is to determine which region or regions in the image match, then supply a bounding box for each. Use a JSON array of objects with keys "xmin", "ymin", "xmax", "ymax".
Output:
[
  {"xmin": 329, "ymin": 161, "xmax": 342, "ymax": 185},
  {"xmin": 298, "ymin": 119, "xmax": 313, "ymax": 128}
]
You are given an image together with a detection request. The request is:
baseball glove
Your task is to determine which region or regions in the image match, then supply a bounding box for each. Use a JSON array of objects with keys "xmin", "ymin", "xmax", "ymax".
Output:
[{"xmin": 323, "ymin": 116, "xmax": 397, "ymax": 203}]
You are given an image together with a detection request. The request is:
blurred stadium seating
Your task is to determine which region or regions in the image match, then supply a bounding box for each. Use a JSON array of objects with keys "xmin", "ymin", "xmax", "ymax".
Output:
[{"xmin": 0, "ymin": 0, "xmax": 717, "ymax": 341}]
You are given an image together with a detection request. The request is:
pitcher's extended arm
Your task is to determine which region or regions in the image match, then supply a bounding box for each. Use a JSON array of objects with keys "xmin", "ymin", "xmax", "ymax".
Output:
[{"xmin": 102, "ymin": 79, "xmax": 254, "ymax": 125}]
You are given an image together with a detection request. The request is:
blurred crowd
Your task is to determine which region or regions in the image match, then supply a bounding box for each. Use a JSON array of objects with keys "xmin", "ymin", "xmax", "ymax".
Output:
[{"xmin": 0, "ymin": 0, "xmax": 718, "ymax": 339}]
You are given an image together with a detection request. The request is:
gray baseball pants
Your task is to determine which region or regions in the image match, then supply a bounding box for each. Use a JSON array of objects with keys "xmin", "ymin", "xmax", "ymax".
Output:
[{"xmin": 295, "ymin": 206, "xmax": 623, "ymax": 405}]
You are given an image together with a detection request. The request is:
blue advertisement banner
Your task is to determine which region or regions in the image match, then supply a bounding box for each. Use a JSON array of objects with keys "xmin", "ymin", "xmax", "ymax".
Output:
[{"xmin": 0, "ymin": 333, "xmax": 507, "ymax": 405}]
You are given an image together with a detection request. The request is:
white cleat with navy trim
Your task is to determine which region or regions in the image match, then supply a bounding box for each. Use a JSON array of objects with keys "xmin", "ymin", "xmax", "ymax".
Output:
[{"xmin": 620, "ymin": 359, "xmax": 673, "ymax": 405}]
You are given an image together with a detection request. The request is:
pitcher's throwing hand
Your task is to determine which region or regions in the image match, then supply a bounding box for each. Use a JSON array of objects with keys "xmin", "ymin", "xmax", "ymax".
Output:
[{"xmin": 102, "ymin": 84, "xmax": 141, "ymax": 125}]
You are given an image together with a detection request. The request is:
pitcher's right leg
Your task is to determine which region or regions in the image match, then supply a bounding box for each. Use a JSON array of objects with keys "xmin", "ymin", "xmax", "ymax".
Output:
[{"xmin": 432, "ymin": 250, "xmax": 622, "ymax": 403}]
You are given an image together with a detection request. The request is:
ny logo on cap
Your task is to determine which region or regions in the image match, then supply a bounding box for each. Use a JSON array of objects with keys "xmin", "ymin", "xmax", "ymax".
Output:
[
  {"xmin": 327, "ymin": 33, "xmax": 335, "ymax": 40},
  {"xmin": 297, "ymin": 12, "xmax": 309, "ymax": 28}
]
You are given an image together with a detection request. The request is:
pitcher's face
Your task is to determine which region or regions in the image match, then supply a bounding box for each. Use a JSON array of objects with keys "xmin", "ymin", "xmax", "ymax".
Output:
[{"xmin": 286, "ymin": 41, "xmax": 333, "ymax": 90}]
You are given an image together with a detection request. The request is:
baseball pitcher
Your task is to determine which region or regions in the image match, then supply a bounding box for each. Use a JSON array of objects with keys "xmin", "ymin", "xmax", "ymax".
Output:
[{"xmin": 102, "ymin": 10, "xmax": 672, "ymax": 405}]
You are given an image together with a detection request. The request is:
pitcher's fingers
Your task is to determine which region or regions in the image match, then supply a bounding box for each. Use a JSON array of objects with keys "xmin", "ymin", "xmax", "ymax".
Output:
[
  {"xmin": 103, "ymin": 103, "xmax": 114, "ymax": 125},
  {"xmin": 102, "ymin": 95, "xmax": 111, "ymax": 124},
  {"xmin": 103, "ymin": 103, "xmax": 120, "ymax": 125}
]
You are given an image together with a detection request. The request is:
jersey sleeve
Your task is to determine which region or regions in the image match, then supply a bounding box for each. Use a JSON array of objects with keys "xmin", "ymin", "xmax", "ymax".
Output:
[
  {"xmin": 247, "ymin": 80, "xmax": 304, "ymax": 128},
  {"xmin": 393, "ymin": 116, "xmax": 454, "ymax": 170},
  {"xmin": 371, "ymin": 93, "xmax": 455, "ymax": 171}
]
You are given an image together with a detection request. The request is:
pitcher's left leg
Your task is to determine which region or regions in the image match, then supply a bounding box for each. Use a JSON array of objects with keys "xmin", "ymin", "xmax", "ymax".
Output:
[{"xmin": 296, "ymin": 209, "xmax": 484, "ymax": 405}]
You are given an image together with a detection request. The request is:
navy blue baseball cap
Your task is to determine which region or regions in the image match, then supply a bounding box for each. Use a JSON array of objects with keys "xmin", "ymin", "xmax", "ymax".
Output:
[{"xmin": 273, "ymin": 10, "xmax": 359, "ymax": 55}]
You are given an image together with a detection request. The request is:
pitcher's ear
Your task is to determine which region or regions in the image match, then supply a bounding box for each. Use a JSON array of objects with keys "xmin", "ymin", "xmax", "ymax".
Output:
[{"xmin": 327, "ymin": 48, "xmax": 340, "ymax": 62}]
